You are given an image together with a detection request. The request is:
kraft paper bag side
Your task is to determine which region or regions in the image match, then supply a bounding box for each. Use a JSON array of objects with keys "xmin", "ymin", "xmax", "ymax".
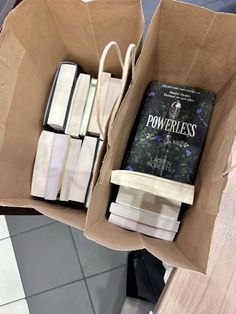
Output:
[
  {"xmin": 176, "ymin": 75, "xmax": 236, "ymax": 270},
  {"xmin": 0, "ymin": 0, "xmax": 144, "ymax": 229},
  {"xmin": 0, "ymin": 0, "xmax": 67, "ymax": 199},
  {"xmin": 142, "ymin": 0, "xmax": 236, "ymax": 271},
  {"xmin": 0, "ymin": 31, "xmax": 25, "ymax": 153},
  {"xmin": 4, "ymin": 0, "xmax": 68, "ymax": 77},
  {"xmin": 86, "ymin": 0, "xmax": 236, "ymax": 272},
  {"xmin": 85, "ymin": 5, "xmax": 162, "ymax": 247},
  {"xmin": 151, "ymin": 0, "xmax": 236, "ymax": 91},
  {"xmin": 0, "ymin": 198, "xmax": 86, "ymax": 229},
  {"xmin": 45, "ymin": 0, "xmax": 144, "ymax": 77},
  {"xmin": 86, "ymin": 3, "xmax": 161, "ymax": 229}
]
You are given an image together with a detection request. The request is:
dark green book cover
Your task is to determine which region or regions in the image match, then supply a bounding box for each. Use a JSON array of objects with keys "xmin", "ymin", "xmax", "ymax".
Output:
[{"xmin": 124, "ymin": 81, "xmax": 215, "ymax": 185}]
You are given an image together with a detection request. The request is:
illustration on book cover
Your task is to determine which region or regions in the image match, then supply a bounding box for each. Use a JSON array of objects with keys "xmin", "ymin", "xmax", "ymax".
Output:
[{"xmin": 124, "ymin": 81, "xmax": 215, "ymax": 184}]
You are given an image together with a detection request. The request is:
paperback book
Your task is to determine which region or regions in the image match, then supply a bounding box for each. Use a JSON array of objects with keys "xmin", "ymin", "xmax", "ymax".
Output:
[
  {"xmin": 124, "ymin": 81, "xmax": 215, "ymax": 185},
  {"xmin": 109, "ymin": 202, "xmax": 180, "ymax": 232},
  {"xmin": 109, "ymin": 213, "xmax": 176, "ymax": 241},
  {"xmin": 60, "ymin": 138, "xmax": 82, "ymax": 201},
  {"xmin": 69, "ymin": 136, "xmax": 98, "ymax": 204},
  {"xmin": 65, "ymin": 73, "xmax": 91, "ymax": 137},
  {"xmin": 116, "ymin": 186, "xmax": 181, "ymax": 219},
  {"xmin": 43, "ymin": 62, "xmax": 79, "ymax": 131}
]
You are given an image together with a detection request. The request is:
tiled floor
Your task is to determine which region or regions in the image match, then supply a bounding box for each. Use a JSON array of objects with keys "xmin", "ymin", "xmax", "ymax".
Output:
[
  {"xmin": 4, "ymin": 216, "xmax": 128, "ymax": 314},
  {"xmin": 0, "ymin": 0, "xmax": 230, "ymax": 313}
]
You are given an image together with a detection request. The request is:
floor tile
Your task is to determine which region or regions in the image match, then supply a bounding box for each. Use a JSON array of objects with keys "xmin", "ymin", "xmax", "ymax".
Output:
[
  {"xmin": 71, "ymin": 227, "xmax": 128, "ymax": 277},
  {"xmin": 182, "ymin": 0, "xmax": 209, "ymax": 5},
  {"xmin": 87, "ymin": 266, "xmax": 127, "ymax": 314},
  {"xmin": 0, "ymin": 299, "xmax": 30, "ymax": 314},
  {"xmin": 202, "ymin": 0, "xmax": 225, "ymax": 10},
  {"xmin": 0, "ymin": 0, "xmax": 6, "ymax": 11},
  {"xmin": 144, "ymin": 22, "xmax": 150, "ymax": 40},
  {"xmin": 6, "ymin": 215, "xmax": 55, "ymax": 236},
  {"xmin": 142, "ymin": 0, "xmax": 160, "ymax": 23},
  {"xmin": 222, "ymin": 0, "xmax": 232, "ymax": 5},
  {"xmin": 27, "ymin": 281, "xmax": 94, "ymax": 314},
  {"xmin": 0, "ymin": 216, "xmax": 9, "ymax": 240},
  {"xmin": 0, "ymin": 0, "xmax": 16, "ymax": 27},
  {"xmin": 0, "ymin": 238, "xmax": 25, "ymax": 305},
  {"xmin": 11, "ymin": 223, "xmax": 83, "ymax": 297}
]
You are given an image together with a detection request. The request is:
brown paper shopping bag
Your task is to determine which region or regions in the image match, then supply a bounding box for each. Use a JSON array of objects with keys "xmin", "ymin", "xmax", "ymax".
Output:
[
  {"xmin": 85, "ymin": 0, "xmax": 236, "ymax": 272},
  {"xmin": 0, "ymin": 0, "xmax": 144, "ymax": 228}
]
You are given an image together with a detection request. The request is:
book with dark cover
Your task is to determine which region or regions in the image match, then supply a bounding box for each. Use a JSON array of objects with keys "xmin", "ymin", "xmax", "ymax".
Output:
[
  {"xmin": 43, "ymin": 61, "xmax": 81, "ymax": 130},
  {"xmin": 124, "ymin": 81, "xmax": 215, "ymax": 185}
]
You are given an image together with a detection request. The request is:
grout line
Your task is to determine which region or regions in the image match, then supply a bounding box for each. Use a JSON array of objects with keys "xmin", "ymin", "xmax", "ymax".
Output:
[
  {"xmin": 10, "ymin": 236, "xmax": 30, "ymax": 305},
  {"xmin": 69, "ymin": 227, "xmax": 96, "ymax": 314},
  {"xmin": 25, "ymin": 278, "xmax": 84, "ymax": 299},
  {"xmin": 10, "ymin": 222, "xmax": 82, "ymax": 301},
  {"xmin": 85, "ymin": 264, "xmax": 127, "ymax": 281},
  {"xmin": 0, "ymin": 297, "xmax": 26, "ymax": 308},
  {"xmin": 0, "ymin": 235, "xmax": 10, "ymax": 242},
  {"xmin": 0, "ymin": 218, "xmax": 28, "ymax": 309},
  {"xmin": 6, "ymin": 221, "xmax": 57, "ymax": 238},
  {"xmin": 201, "ymin": 0, "xmax": 222, "ymax": 6},
  {"xmin": 0, "ymin": 215, "xmax": 10, "ymax": 241}
]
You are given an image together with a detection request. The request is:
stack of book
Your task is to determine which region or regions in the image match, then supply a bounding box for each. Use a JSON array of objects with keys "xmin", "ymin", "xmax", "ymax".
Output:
[
  {"xmin": 31, "ymin": 61, "xmax": 121, "ymax": 206},
  {"xmin": 31, "ymin": 131, "xmax": 101, "ymax": 205},
  {"xmin": 109, "ymin": 80, "xmax": 216, "ymax": 241},
  {"xmin": 43, "ymin": 61, "xmax": 122, "ymax": 138},
  {"xmin": 109, "ymin": 187, "xmax": 181, "ymax": 241}
]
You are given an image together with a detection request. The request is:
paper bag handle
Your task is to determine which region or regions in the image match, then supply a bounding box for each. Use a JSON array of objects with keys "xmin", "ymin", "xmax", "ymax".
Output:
[
  {"xmin": 107, "ymin": 43, "xmax": 136, "ymax": 147},
  {"xmin": 96, "ymin": 41, "xmax": 124, "ymax": 139},
  {"xmin": 96, "ymin": 41, "xmax": 136, "ymax": 141},
  {"xmin": 223, "ymin": 164, "xmax": 236, "ymax": 176}
]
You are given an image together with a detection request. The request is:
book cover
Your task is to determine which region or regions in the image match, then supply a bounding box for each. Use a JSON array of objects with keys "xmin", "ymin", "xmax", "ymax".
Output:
[{"xmin": 124, "ymin": 81, "xmax": 215, "ymax": 184}]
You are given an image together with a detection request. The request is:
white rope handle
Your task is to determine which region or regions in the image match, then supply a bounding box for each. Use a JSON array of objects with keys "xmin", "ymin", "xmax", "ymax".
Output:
[
  {"xmin": 96, "ymin": 41, "xmax": 124, "ymax": 138},
  {"xmin": 107, "ymin": 43, "xmax": 136, "ymax": 147},
  {"xmin": 223, "ymin": 164, "xmax": 236, "ymax": 176}
]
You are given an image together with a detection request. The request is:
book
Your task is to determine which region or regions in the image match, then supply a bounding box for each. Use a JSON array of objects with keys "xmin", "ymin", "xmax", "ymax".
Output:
[
  {"xmin": 124, "ymin": 81, "xmax": 215, "ymax": 185},
  {"xmin": 116, "ymin": 186, "xmax": 181, "ymax": 219},
  {"xmin": 79, "ymin": 78, "xmax": 98, "ymax": 137},
  {"xmin": 88, "ymin": 72, "xmax": 111, "ymax": 135},
  {"xmin": 31, "ymin": 131, "xmax": 54, "ymax": 198},
  {"xmin": 60, "ymin": 138, "xmax": 82, "ymax": 201},
  {"xmin": 109, "ymin": 202, "xmax": 180, "ymax": 232},
  {"xmin": 108, "ymin": 213, "xmax": 176, "ymax": 241},
  {"xmin": 65, "ymin": 73, "xmax": 91, "ymax": 137},
  {"xmin": 44, "ymin": 62, "xmax": 79, "ymax": 131},
  {"xmin": 69, "ymin": 136, "xmax": 98, "ymax": 203},
  {"xmin": 85, "ymin": 140, "xmax": 103, "ymax": 208},
  {"xmin": 44, "ymin": 134, "xmax": 70, "ymax": 200},
  {"xmin": 100, "ymin": 77, "xmax": 122, "ymax": 139},
  {"xmin": 111, "ymin": 170, "xmax": 194, "ymax": 204}
]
